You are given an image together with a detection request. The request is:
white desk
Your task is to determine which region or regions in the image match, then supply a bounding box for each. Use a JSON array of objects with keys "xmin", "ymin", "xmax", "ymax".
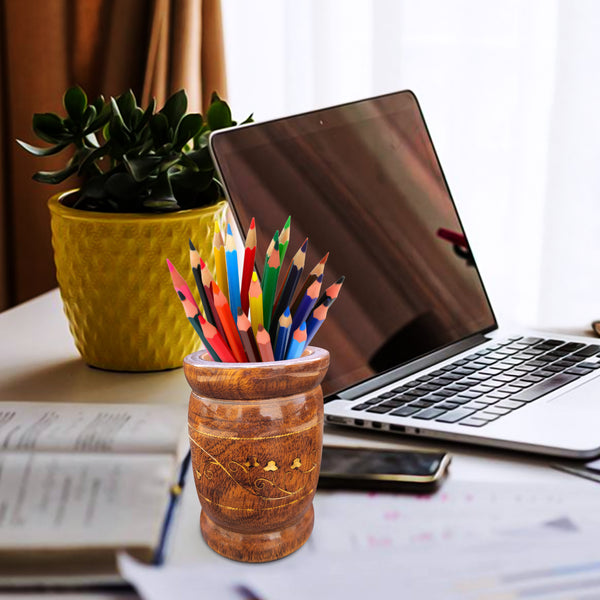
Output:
[{"xmin": 2, "ymin": 289, "xmax": 599, "ymax": 598}]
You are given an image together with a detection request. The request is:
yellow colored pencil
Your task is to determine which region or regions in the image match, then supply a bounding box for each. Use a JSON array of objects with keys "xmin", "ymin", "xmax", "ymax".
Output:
[
  {"xmin": 248, "ymin": 271, "xmax": 264, "ymax": 337},
  {"xmin": 213, "ymin": 221, "xmax": 229, "ymax": 302}
]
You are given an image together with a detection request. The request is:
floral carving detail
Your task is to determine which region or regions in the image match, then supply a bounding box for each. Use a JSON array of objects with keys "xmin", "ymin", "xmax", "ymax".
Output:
[{"xmin": 194, "ymin": 446, "xmax": 317, "ymax": 500}]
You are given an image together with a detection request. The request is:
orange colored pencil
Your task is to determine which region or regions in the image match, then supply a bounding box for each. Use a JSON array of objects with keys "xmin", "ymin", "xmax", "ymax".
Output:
[
  {"xmin": 240, "ymin": 218, "xmax": 256, "ymax": 315},
  {"xmin": 211, "ymin": 280, "xmax": 247, "ymax": 362},
  {"xmin": 237, "ymin": 307, "xmax": 260, "ymax": 362},
  {"xmin": 314, "ymin": 275, "xmax": 345, "ymax": 310},
  {"xmin": 256, "ymin": 325, "xmax": 275, "ymax": 362}
]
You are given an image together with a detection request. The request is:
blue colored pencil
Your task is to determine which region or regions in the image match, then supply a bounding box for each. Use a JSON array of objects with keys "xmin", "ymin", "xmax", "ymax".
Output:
[
  {"xmin": 225, "ymin": 224, "xmax": 242, "ymax": 319},
  {"xmin": 274, "ymin": 307, "xmax": 293, "ymax": 361},
  {"xmin": 290, "ymin": 274, "xmax": 322, "ymax": 332},
  {"xmin": 285, "ymin": 321, "xmax": 307, "ymax": 360},
  {"xmin": 305, "ymin": 296, "xmax": 333, "ymax": 345}
]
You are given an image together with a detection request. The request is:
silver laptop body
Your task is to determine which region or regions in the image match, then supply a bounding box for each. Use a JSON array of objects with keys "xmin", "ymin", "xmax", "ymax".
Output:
[{"xmin": 209, "ymin": 90, "xmax": 600, "ymax": 459}]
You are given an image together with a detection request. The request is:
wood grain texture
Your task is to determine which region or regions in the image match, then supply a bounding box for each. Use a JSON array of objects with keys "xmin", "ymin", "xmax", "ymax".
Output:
[{"xmin": 184, "ymin": 346, "xmax": 330, "ymax": 562}]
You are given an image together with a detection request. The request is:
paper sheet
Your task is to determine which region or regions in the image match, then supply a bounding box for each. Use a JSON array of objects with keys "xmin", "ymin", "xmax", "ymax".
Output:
[{"xmin": 119, "ymin": 479, "xmax": 600, "ymax": 600}]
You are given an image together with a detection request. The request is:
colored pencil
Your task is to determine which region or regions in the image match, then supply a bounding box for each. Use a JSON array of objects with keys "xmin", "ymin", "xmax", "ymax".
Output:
[
  {"xmin": 261, "ymin": 238, "xmax": 281, "ymax": 332},
  {"xmin": 271, "ymin": 238, "xmax": 307, "ymax": 334},
  {"xmin": 237, "ymin": 307, "xmax": 260, "ymax": 362},
  {"xmin": 285, "ymin": 321, "xmax": 307, "ymax": 360},
  {"xmin": 274, "ymin": 307, "xmax": 293, "ymax": 361},
  {"xmin": 197, "ymin": 255, "xmax": 228, "ymax": 342},
  {"xmin": 256, "ymin": 325, "xmax": 275, "ymax": 362},
  {"xmin": 201, "ymin": 319, "xmax": 236, "ymax": 362},
  {"xmin": 174, "ymin": 289, "xmax": 218, "ymax": 360},
  {"xmin": 314, "ymin": 275, "xmax": 345, "ymax": 310},
  {"xmin": 211, "ymin": 280, "xmax": 247, "ymax": 362},
  {"xmin": 225, "ymin": 223, "xmax": 242, "ymax": 319},
  {"xmin": 166, "ymin": 258, "xmax": 190, "ymax": 293},
  {"xmin": 291, "ymin": 253, "xmax": 329, "ymax": 315},
  {"xmin": 213, "ymin": 221, "xmax": 229, "ymax": 302},
  {"xmin": 305, "ymin": 296, "xmax": 333, "ymax": 345},
  {"xmin": 248, "ymin": 271, "xmax": 264, "ymax": 337},
  {"xmin": 278, "ymin": 215, "xmax": 291, "ymax": 264},
  {"xmin": 189, "ymin": 240, "xmax": 216, "ymax": 326},
  {"xmin": 240, "ymin": 218, "xmax": 256, "ymax": 315},
  {"xmin": 290, "ymin": 274, "xmax": 323, "ymax": 332}
]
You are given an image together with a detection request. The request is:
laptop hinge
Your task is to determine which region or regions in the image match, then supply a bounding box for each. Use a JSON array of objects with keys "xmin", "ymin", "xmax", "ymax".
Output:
[{"xmin": 326, "ymin": 333, "xmax": 491, "ymax": 402}]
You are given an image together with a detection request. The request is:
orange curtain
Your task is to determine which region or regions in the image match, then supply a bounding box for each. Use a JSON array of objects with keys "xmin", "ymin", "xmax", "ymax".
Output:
[{"xmin": 0, "ymin": 0, "xmax": 227, "ymax": 310}]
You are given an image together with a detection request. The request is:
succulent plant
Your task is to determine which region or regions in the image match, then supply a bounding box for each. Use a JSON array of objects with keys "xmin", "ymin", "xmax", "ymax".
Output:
[{"xmin": 17, "ymin": 86, "xmax": 252, "ymax": 213}]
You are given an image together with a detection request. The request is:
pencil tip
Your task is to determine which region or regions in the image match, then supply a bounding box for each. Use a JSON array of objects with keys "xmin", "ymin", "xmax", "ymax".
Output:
[
  {"xmin": 283, "ymin": 306, "xmax": 291, "ymax": 317},
  {"xmin": 300, "ymin": 238, "xmax": 308, "ymax": 251},
  {"xmin": 227, "ymin": 223, "xmax": 233, "ymax": 235},
  {"xmin": 284, "ymin": 215, "xmax": 291, "ymax": 228},
  {"xmin": 214, "ymin": 221, "xmax": 221, "ymax": 233},
  {"xmin": 249, "ymin": 217, "xmax": 255, "ymax": 229},
  {"xmin": 188, "ymin": 239, "xmax": 196, "ymax": 250},
  {"xmin": 166, "ymin": 258, "xmax": 175, "ymax": 271}
]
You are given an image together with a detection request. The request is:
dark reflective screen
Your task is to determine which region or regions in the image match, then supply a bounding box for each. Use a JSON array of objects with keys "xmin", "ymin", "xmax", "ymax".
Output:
[{"xmin": 211, "ymin": 91, "xmax": 497, "ymax": 397}]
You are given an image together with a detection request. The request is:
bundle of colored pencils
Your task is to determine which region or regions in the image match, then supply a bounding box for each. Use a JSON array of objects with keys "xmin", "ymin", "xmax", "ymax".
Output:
[{"xmin": 168, "ymin": 216, "xmax": 344, "ymax": 363}]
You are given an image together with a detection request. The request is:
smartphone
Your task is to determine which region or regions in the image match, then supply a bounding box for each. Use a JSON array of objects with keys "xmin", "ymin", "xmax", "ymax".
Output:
[{"xmin": 318, "ymin": 446, "xmax": 451, "ymax": 493}]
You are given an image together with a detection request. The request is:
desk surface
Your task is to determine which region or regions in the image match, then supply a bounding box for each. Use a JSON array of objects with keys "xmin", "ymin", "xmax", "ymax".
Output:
[{"xmin": 2, "ymin": 289, "xmax": 599, "ymax": 598}]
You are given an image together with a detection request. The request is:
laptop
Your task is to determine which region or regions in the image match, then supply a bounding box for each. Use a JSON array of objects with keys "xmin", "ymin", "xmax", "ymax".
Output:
[{"xmin": 209, "ymin": 90, "xmax": 600, "ymax": 459}]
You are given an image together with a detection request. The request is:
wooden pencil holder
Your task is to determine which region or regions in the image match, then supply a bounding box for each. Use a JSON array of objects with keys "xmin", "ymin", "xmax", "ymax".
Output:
[{"xmin": 184, "ymin": 347, "xmax": 330, "ymax": 563}]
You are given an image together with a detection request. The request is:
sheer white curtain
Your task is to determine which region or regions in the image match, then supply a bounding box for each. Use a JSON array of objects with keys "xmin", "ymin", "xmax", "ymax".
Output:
[{"xmin": 221, "ymin": 0, "xmax": 600, "ymax": 331}]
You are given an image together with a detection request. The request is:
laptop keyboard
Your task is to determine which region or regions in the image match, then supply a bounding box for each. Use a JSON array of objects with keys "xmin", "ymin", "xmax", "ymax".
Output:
[{"xmin": 350, "ymin": 336, "xmax": 600, "ymax": 428}]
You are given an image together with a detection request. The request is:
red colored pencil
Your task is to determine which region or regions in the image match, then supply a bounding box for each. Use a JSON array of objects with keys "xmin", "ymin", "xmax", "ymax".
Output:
[
  {"xmin": 200, "ymin": 319, "xmax": 236, "ymax": 363},
  {"xmin": 256, "ymin": 325, "xmax": 275, "ymax": 362},
  {"xmin": 240, "ymin": 218, "xmax": 256, "ymax": 315},
  {"xmin": 211, "ymin": 280, "xmax": 247, "ymax": 362}
]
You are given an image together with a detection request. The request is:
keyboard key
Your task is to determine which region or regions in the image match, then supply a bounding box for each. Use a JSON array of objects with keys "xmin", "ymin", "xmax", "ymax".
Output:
[
  {"xmin": 379, "ymin": 400, "xmax": 406, "ymax": 408},
  {"xmin": 487, "ymin": 390, "xmax": 511, "ymax": 399},
  {"xmin": 436, "ymin": 408, "xmax": 476, "ymax": 423},
  {"xmin": 367, "ymin": 405, "xmax": 395, "ymax": 414},
  {"xmin": 352, "ymin": 403, "xmax": 371, "ymax": 411},
  {"xmin": 510, "ymin": 380, "xmax": 535, "ymax": 389},
  {"xmin": 472, "ymin": 396, "xmax": 499, "ymax": 405},
  {"xmin": 573, "ymin": 345, "xmax": 600, "ymax": 357},
  {"xmin": 444, "ymin": 396, "xmax": 472, "ymax": 405},
  {"xmin": 364, "ymin": 397, "xmax": 384, "ymax": 405},
  {"xmin": 484, "ymin": 406, "xmax": 512, "ymax": 415},
  {"xmin": 459, "ymin": 417, "xmax": 488, "ymax": 427},
  {"xmin": 522, "ymin": 336, "xmax": 543, "ymax": 344},
  {"xmin": 456, "ymin": 390, "xmax": 483, "ymax": 399},
  {"xmin": 410, "ymin": 400, "xmax": 437, "ymax": 408},
  {"xmin": 391, "ymin": 385, "xmax": 412, "ymax": 394},
  {"xmin": 471, "ymin": 412, "xmax": 500, "ymax": 422},
  {"xmin": 559, "ymin": 342, "xmax": 586, "ymax": 353},
  {"xmin": 436, "ymin": 402, "xmax": 461, "ymax": 410},
  {"xmin": 454, "ymin": 367, "xmax": 477, "ymax": 376},
  {"xmin": 462, "ymin": 401, "xmax": 489, "ymax": 410},
  {"xmin": 390, "ymin": 406, "xmax": 422, "ymax": 417},
  {"xmin": 378, "ymin": 392, "xmax": 397, "ymax": 399},
  {"xmin": 413, "ymin": 408, "xmax": 448, "ymax": 420},
  {"xmin": 499, "ymin": 385, "xmax": 523, "ymax": 394},
  {"xmin": 512, "ymin": 373, "xmax": 579, "ymax": 402},
  {"xmin": 578, "ymin": 361, "xmax": 600, "ymax": 369},
  {"xmin": 495, "ymin": 399, "xmax": 526, "ymax": 410},
  {"xmin": 565, "ymin": 366, "xmax": 594, "ymax": 376},
  {"xmin": 522, "ymin": 375, "xmax": 543, "ymax": 383}
]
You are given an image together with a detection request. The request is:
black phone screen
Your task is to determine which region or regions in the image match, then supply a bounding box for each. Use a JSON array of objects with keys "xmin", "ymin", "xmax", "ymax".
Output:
[{"xmin": 320, "ymin": 447, "xmax": 446, "ymax": 477}]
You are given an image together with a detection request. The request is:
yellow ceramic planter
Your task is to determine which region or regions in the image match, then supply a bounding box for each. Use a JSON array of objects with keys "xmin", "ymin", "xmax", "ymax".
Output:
[{"xmin": 49, "ymin": 191, "xmax": 228, "ymax": 371}]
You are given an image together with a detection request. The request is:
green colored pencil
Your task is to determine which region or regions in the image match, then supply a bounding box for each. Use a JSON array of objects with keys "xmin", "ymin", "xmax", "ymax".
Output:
[{"xmin": 262, "ymin": 238, "xmax": 281, "ymax": 332}]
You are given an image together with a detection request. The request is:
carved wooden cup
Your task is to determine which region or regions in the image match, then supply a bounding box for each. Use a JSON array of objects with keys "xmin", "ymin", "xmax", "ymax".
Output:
[{"xmin": 184, "ymin": 346, "xmax": 330, "ymax": 562}]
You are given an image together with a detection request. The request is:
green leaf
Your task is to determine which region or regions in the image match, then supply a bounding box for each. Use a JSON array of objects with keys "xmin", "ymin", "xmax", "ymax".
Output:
[
  {"xmin": 116, "ymin": 90, "xmax": 137, "ymax": 125},
  {"xmin": 63, "ymin": 86, "xmax": 88, "ymax": 122},
  {"xmin": 186, "ymin": 147, "xmax": 214, "ymax": 171},
  {"xmin": 150, "ymin": 113, "xmax": 170, "ymax": 146},
  {"xmin": 32, "ymin": 113, "xmax": 66, "ymax": 143},
  {"xmin": 92, "ymin": 95, "xmax": 105, "ymax": 114},
  {"xmin": 82, "ymin": 105, "xmax": 97, "ymax": 131},
  {"xmin": 78, "ymin": 145, "xmax": 109, "ymax": 175},
  {"xmin": 86, "ymin": 102, "xmax": 112, "ymax": 133},
  {"xmin": 33, "ymin": 163, "xmax": 78, "ymax": 184},
  {"xmin": 16, "ymin": 139, "xmax": 69, "ymax": 157},
  {"xmin": 109, "ymin": 98, "xmax": 131, "ymax": 146},
  {"xmin": 207, "ymin": 97, "xmax": 232, "ymax": 131},
  {"xmin": 123, "ymin": 154, "xmax": 163, "ymax": 181},
  {"xmin": 173, "ymin": 113, "xmax": 203, "ymax": 150},
  {"xmin": 105, "ymin": 172, "xmax": 144, "ymax": 201},
  {"xmin": 135, "ymin": 98, "xmax": 156, "ymax": 133},
  {"xmin": 159, "ymin": 89, "xmax": 187, "ymax": 128}
]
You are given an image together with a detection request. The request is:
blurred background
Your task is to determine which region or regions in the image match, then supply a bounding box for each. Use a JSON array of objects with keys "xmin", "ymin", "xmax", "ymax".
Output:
[{"xmin": 2, "ymin": 0, "xmax": 599, "ymax": 331}]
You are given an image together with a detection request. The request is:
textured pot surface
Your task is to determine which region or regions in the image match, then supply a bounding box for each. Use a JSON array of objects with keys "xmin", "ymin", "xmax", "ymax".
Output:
[
  {"xmin": 184, "ymin": 347, "xmax": 330, "ymax": 562},
  {"xmin": 49, "ymin": 191, "xmax": 228, "ymax": 371}
]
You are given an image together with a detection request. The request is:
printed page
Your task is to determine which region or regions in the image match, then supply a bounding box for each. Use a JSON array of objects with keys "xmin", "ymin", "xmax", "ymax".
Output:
[
  {"xmin": 0, "ymin": 402, "xmax": 187, "ymax": 454},
  {"xmin": 0, "ymin": 451, "xmax": 174, "ymax": 548}
]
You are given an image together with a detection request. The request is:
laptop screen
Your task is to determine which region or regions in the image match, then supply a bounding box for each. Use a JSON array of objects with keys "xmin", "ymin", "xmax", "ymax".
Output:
[{"xmin": 210, "ymin": 90, "xmax": 497, "ymax": 398}]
